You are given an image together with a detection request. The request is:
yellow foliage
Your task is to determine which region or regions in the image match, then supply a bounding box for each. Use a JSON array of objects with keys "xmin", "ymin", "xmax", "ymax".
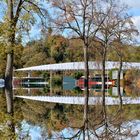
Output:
[{"xmin": 136, "ymin": 79, "xmax": 140, "ymax": 88}]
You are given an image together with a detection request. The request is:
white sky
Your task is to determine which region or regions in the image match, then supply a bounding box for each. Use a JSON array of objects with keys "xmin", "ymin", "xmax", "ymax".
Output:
[
  {"xmin": 24, "ymin": 1, "xmax": 140, "ymax": 44},
  {"xmin": 125, "ymin": 0, "xmax": 140, "ymax": 8},
  {"xmin": 124, "ymin": 0, "xmax": 140, "ymax": 44},
  {"xmin": 0, "ymin": 1, "xmax": 140, "ymax": 45}
]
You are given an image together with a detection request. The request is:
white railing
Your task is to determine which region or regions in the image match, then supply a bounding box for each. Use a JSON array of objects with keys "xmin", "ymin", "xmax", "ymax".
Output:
[{"xmin": 14, "ymin": 95, "xmax": 140, "ymax": 105}]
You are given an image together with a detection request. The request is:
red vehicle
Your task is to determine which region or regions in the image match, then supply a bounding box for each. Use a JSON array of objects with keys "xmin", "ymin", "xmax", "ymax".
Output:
[{"xmin": 76, "ymin": 76, "xmax": 115, "ymax": 90}]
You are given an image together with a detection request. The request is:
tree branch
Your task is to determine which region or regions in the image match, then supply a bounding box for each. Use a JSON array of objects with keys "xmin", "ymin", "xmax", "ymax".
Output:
[{"xmin": 14, "ymin": 0, "xmax": 24, "ymax": 26}]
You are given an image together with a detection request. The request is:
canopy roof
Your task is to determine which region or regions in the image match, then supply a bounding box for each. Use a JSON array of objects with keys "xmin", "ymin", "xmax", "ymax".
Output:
[{"xmin": 15, "ymin": 61, "xmax": 140, "ymax": 72}]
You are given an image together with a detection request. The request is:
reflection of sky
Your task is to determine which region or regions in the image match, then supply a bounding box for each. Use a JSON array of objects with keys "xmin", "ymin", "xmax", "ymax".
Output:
[
  {"xmin": 19, "ymin": 120, "xmax": 140, "ymax": 140},
  {"xmin": 131, "ymin": 120, "xmax": 140, "ymax": 140},
  {"xmin": 20, "ymin": 120, "xmax": 42, "ymax": 139}
]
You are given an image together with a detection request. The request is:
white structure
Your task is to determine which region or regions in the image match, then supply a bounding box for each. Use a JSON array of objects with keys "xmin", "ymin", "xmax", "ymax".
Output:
[
  {"xmin": 112, "ymin": 87, "xmax": 123, "ymax": 96},
  {"xmin": 112, "ymin": 70, "xmax": 123, "ymax": 79},
  {"xmin": 15, "ymin": 95, "xmax": 140, "ymax": 105},
  {"xmin": 0, "ymin": 79, "xmax": 4, "ymax": 88},
  {"xmin": 15, "ymin": 61, "xmax": 140, "ymax": 72}
]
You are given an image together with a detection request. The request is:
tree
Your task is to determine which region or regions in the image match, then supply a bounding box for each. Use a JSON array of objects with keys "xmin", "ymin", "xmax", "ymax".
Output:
[
  {"xmin": 91, "ymin": 0, "xmax": 138, "ymax": 107},
  {"xmin": 66, "ymin": 38, "xmax": 84, "ymax": 62},
  {"xmin": 50, "ymin": 0, "xmax": 108, "ymax": 130},
  {"xmin": 21, "ymin": 40, "xmax": 50, "ymax": 67},
  {"xmin": 90, "ymin": 0, "xmax": 120, "ymax": 107},
  {"xmin": 46, "ymin": 35, "xmax": 68, "ymax": 63},
  {"xmin": 0, "ymin": 42, "xmax": 6, "ymax": 78},
  {"xmin": 0, "ymin": 0, "xmax": 49, "ymax": 114},
  {"xmin": 110, "ymin": 12, "xmax": 138, "ymax": 105},
  {"xmin": 0, "ymin": 41, "xmax": 23, "ymax": 77}
]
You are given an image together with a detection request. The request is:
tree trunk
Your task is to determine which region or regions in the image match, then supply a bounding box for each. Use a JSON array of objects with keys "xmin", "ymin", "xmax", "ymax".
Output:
[
  {"xmin": 5, "ymin": 87, "xmax": 13, "ymax": 114},
  {"xmin": 5, "ymin": 0, "xmax": 14, "ymax": 114},
  {"xmin": 5, "ymin": 86, "xmax": 15, "ymax": 138},
  {"xmin": 5, "ymin": 53, "xmax": 13, "ymax": 90},
  {"xmin": 102, "ymin": 52, "xmax": 106, "ymax": 107},
  {"xmin": 117, "ymin": 57, "xmax": 123, "ymax": 106},
  {"xmin": 83, "ymin": 44, "xmax": 89, "ymax": 129},
  {"xmin": 5, "ymin": 52, "xmax": 14, "ymax": 114},
  {"xmin": 50, "ymin": 70, "xmax": 53, "ymax": 95},
  {"xmin": 101, "ymin": 54, "xmax": 109, "ymax": 140},
  {"xmin": 5, "ymin": 54, "xmax": 15, "ymax": 136}
]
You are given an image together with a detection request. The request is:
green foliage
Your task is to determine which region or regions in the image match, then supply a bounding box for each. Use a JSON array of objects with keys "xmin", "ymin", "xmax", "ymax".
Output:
[
  {"xmin": 0, "ymin": 43, "xmax": 6, "ymax": 77},
  {"xmin": 73, "ymin": 87, "xmax": 83, "ymax": 94},
  {"xmin": 72, "ymin": 71, "xmax": 83, "ymax": 79},
  {"xmin": 107, "ymin": 46, "xmax": 140, "ymax": 62},
  {"xmin": 14, "ymin": 44, "xmax": 24, "ymax": 69},
  {"xmin": 108, "ymin": 68, "xmax": 118, "ymax": 79},
  {"xmin": 52, "ymin": 75, "xmax": 62, "ymax": 87},
  {"xmin": 20, "ymin": 35, "xmax": 69, "ymax": 80},
  {"xmin": 46, "ymin": 35, "xmax": 69, "ymax": 63},
  {"xmin": 65, "ymin": 38, "xmax": 84, "ymax": 62},
  {"xmin": 0, "ymin": 42, "xmax": 23, "ymax": 77},
  {"xmin": 21, "ymin": 40, "xmax": 50, "ymax": 67},
  {"xmin": 42, "ymin": 71, "xmax": 50, "ymax": 81},
  {"xmin": 42, "ymin": 85, "xmax": 50, "ymax": 93}
]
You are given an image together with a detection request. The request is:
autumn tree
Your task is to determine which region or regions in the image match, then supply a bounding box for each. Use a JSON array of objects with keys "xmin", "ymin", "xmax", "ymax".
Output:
[
  {"xmin": 46, "ymin": 35, "xmax": 68, "ymax": 63},
  {"xmin": 21, "ymin": 40, "xmax": 50, "ymax": 67},
  {"xmin": 0, "ymin": 42, "xmax": 6, "ymax": 78},
  {"xmin": 0, "ymin": 0, "xmax": 49, "ymax": 114},
  {"xmin": 65, "ymin": 38, "xmax": 84, "ymax": 62},
  {"xmin": 112, "ymin": 18, "xmax": 138, "ymax": 103},
  {"xmin": 91, "ymin": 0, "xmax": 138, "ymax": 107},
  {"xmin": 50, "ymin": 0, "xmax": 109, "ymax": 131},
  {"xmin": 86, "ymin": 0, "xmax": 117, "ymax": 111}
]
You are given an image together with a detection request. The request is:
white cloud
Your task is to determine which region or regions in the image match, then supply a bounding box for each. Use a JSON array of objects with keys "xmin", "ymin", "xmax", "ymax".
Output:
[
  {"xmin": 132, "ymin": 16, "xmax": 140, "ymax": 31},
  {"xmin": 124, "ymin": 0, "xmax": 140, "ymax": 8},
  {"xmin": 131, "ymin": 16, "xmax": 140, "ymax": 43},
  {"xmin": 124, "ymin": 0, "xmax": 140, "ymax": 40}
]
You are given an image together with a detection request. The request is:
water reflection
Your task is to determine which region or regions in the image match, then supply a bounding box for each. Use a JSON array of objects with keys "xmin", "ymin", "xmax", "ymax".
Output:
[
  {"xmin": 0, "ymin": 89, "xmax": 15, "ymax": 139},
  {"xmin": 13, "ymin": 75, "xmax": 140, "ymax": 97},
  {"xmin": 0, "ymin": 76, "xmax": 140, "ymax": 139},
  {"xmin": 13, "ymin": 99, "xmax": 140, "ymax": 139}
]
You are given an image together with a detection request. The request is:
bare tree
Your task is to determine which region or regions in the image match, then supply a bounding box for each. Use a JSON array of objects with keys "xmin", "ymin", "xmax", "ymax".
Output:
[
  {"xmin": 50, "ymin": 0, "xmax": 109, "ymax": 130},
  {"xmin": 91, "ymin": 0, "xmax": 138, "ymax": 107},
  {"xmin": 46, "ymin": 104, "xmax": 139, "ymax": 140},
  {"xmin": 91, "ymin": 0, "xmax": 121, "ymax": 107},
  {"xmin": 112, "ymin": 17, "xmax": 138, "ymax": 105}
]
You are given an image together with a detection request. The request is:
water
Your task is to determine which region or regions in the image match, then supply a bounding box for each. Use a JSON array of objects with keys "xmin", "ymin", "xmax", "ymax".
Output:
[{"xmin": 1, "ymin": 76, "xmax": 140, "ymax": 139}]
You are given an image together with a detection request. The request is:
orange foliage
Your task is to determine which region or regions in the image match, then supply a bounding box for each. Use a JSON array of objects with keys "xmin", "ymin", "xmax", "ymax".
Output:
[
  {"xmin": 124, "ymin": 86, "xmax": 132, "ymax": 96},
  {"xmin": 136, "ymin": 79, "xmax": 140, "ymax": 88}
]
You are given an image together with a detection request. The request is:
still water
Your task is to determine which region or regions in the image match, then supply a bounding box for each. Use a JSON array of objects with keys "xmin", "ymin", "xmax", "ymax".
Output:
[{"xmin": 1, "ymin": 76, "xmax": 140, "ymax": 140}]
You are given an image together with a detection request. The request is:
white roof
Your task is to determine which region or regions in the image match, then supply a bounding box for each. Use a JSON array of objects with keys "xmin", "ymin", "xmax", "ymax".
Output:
[{"xmin": 15, "ymin": 61, "xmax": 140, "ymax": 71}]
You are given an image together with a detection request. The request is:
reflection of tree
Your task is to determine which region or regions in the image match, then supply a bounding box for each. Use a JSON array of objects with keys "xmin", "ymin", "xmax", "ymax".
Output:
[
  {"xmin": 0, "ymin": 89, "xmax": 15, "ymax": 139},
  {"xmin": 0, "ymin": 90, "xmax": 28, "ymax": 139},
  {"xmin": 15, "ymin": 94, "xmax": 140, "ymax": 139},
  {"xmin": 21, "ymin": 100, "xmax": 68, "ymax": 136},
  {"xmin": 12, "ymin": 86, "xmax": 140, "ymax": 139},
  {"xmin": 124, "ymin": 69, "xmax": 140, "ymax": 96},
  {"xmin": 20, "ymin": 99, "xmax": 83, "ymax": 138},
  {"xmin": 10, "ymin": 90, "xmax": 140, "ymax": 139},
  {"xmin": 52, "ymin": 105, "xmax": 138, "ymax": 140}
]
